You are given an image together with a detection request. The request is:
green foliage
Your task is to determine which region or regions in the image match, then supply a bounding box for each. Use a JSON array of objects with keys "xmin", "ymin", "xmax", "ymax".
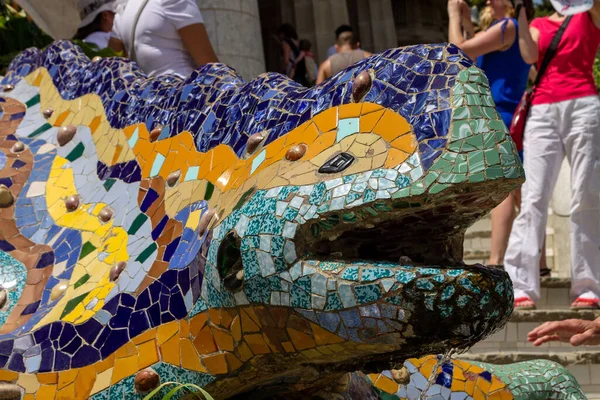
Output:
[
  {"xmin": 72, "ymin": 39, "xmax": 122, "ymax": 59},
  {"xmin": 535, "ymin": 0, "xmax": 556, "ymax": 17},
  {"xmin": 142, "ymin": 382, "xmax": 214, "ymax": 400},
  {"xmin": 0, "ymin": 4, "xmax": 53, "ymax": 74},
  {"xmin": 595, "ymin": 49, "xmax": 600, "ymax": 90}
]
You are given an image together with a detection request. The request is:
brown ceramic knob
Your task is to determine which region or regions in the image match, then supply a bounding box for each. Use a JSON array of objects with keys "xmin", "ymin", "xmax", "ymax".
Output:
[
  {"xmin": 42, "ymin": 108, "xmax": 54, "ymax": 119},
  {"xmin": 99, "ymin": 206, "xmax": 114, "ymax": 223},
  {"xmin": 134, "ymin": 368, "xmax": 160, "ymax": 393},
  {"xmin": 92, "ymin": 56, "xmax": 102, "ymax": 62},
  {"xmin": 57, "ymin": 125, "xmax": 77, "ymax": 146},
  {"xmin": 0, "ymin": 288, "xmax": 7, "ymax": 309},
  {"xmin": 109, "ymin": 262, "xmax": 127, "ymax": 281},
  {"xmin": 198, "ymin": 208, "xmax": 216, "ymax": 237},
  {"xmin": 285, "ymin": 144, "xmax": 307, "ymax": 161},
  {"xmin": 149, "ymin": 127, "xmax": 162, "ymax": 142},
  {"xmin": 0, "ymin": 185, "xmax": 14, "ymax": 208},
  {"xmin": 3, "ymin": 84, "xmax": 14, "ymax": 92},
  {"xmin": 352, "ymin": 70, "xmax": 372, "ymax": 102},
  {"xmin": 0, "ymin": 382, "xmax": 21, "ymax": 400},
  {"xmin": 65, "ymin": 195, "xmax": 80, "ymax": 212},
  {"xmin": 246, "ymin": 132, "xmax": 265, "ymax": 155},
  {"xmin": 166, "ymin": 170, "xmax": 181, "ymax": 187},
  {"xmin": 10, "ymin": 141, "xmax": 25, "ymax": 153},
  {"xmin": 50, "ymin": 280, "xmax": 69, "ymax": 301},
  {"xmin": 391, "ymin": 367, "xmax": 410, "ymax": 385}
]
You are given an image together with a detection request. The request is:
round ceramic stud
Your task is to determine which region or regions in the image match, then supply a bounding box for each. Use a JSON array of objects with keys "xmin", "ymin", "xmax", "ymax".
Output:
[
  {"xmin": 0, "ymin": 185, "xmax": 14, "ymax": 208},
  {"xmin": 50, "ymin": 280, "xmax": 69, "ymax": 301},
  {"xmin": 10, "ymin": 141, "xmax": 25, "ymax": 153},
  {"xmin": 246, "ymin": 132, "xmax": 265, "ymax": 155},
  {"xmin": 99, "ymin": 206, "xmax": 114, "ymax": 223},
  {"xmin": 166, "ymin": 170, "xmax": 181, "ymax": 187},
  {"xmin": 3, "ymin": 84, "xmax": 14, "ymax": 92},
  {"xmin": 0, "ymin": 288, "xmax": 7, "ymax": 309},
  {"xmin": 134, "ymin": 368, "xmax": 160, "ymax": 394},
  {"xmin": 149, "ymin": 127, "xmax": 162, "ymax": 142},
  {"xmin": 65, "ymin": 195, "xmax": 80, "ymax": 212},
  {"xmin": 285, "ymin": 144, "xmax": 307, "ymax": 161},
  {"xmin": 57, "ymin": 125, "xmax": 77, "ymax": 146},
  {"xmin": 352, "ymin": 70, "xmax": 372, "ymax": 102},
  {"xmin": 391, "ymin": 367, "xmax": 410, "ymax": 385},
  {"xmin": 92, "ymin": 56, "xmax": 102, "ymax": 62},
  {"xmin": 109, "ymin": 262, "xmax": 127, "ymax": 282},
  {"xmin": 0, "ymin": 382, "xmax": 21, "ymax": 400},
  {"xmin": 42, "ymin": 108, "xmax": 54, "ymax": 119},
  {"xmin": 198, "ymin": 209, "xmax": 216, "ymax": 237}
]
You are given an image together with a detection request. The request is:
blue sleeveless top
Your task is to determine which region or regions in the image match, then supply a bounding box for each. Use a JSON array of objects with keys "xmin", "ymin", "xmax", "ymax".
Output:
[{"xmin": 476, "ymin": 18, "xmax": 530, "ymax": 118}]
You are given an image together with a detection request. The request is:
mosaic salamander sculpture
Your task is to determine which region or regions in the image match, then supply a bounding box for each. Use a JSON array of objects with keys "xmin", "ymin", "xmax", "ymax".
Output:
[{"xmin": 0, "ymin": 40, "xmax": 532, "ymax": 399}]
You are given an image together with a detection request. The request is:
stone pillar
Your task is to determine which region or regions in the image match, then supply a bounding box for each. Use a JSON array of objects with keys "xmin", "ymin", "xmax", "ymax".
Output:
[
  {"xmin": 366, "ymin": 0, "xmax": 397, "ymax": 52},
  {"xmin": 309, "ymin": 0, "xmax": 350, "ymax": 63},
  {"xmin": 197, "ymin": 0, "xmax": 266, "ymax": 81}
]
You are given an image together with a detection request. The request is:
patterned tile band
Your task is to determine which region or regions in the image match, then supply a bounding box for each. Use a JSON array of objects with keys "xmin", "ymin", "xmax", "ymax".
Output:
[{"xmin": 0, "ymin": 40, "xmax": 540, "ymax": 399}]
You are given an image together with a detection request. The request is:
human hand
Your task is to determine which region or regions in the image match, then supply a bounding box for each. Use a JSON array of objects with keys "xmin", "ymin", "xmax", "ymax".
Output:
[
  {"xmin": 461, "ymin": 1, "xmax": 472, "ymax": 23},
  {"xmin": 448, "ymin": 0, "xmax": 465, "ymax": 19},
  {"xmin": 527, "ymin": 318, "xmax": 600, "ymax": 347}
]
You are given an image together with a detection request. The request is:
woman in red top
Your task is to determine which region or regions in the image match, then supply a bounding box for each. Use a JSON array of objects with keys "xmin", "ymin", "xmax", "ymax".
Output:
[{"xmin": 505, "ymin": 1, "xmax": 600, "ymax": 310}]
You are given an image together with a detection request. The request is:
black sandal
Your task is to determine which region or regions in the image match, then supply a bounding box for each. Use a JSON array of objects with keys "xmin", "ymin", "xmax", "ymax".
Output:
[{"xmin": 540, "ymin": 268, "xmax": 552, "ymax": 277}]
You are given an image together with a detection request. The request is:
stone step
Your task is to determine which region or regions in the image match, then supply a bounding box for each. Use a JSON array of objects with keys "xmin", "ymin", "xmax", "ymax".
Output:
[{"xmin": 458, "ymin": 351, "xmax": 600, "ymax": 391}]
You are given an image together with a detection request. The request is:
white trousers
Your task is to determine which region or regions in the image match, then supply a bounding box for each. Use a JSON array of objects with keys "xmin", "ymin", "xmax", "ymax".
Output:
[{"xmin": 505, "ymin": 95, "xmax": 600, "ymax": 302}]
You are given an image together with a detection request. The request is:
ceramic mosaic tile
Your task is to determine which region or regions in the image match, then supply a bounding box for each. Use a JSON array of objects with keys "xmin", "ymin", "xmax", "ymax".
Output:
[
  {"xmin": 0, "ymin": 40, "xmax": 574, "ymax": 399},
  {"xmin": 367, "ymin": 356, "xmax": 586, "ymax": 400}
]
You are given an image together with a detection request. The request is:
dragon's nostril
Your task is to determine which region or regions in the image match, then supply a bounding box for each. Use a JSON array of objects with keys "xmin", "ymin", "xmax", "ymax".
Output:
[
  {"xmin": 217, "ymin": 232, "xmax": 243, "ymax": 291},
  {"xmin": 319, "ymin": 152, "xmax": 355, "ymax": 174}
]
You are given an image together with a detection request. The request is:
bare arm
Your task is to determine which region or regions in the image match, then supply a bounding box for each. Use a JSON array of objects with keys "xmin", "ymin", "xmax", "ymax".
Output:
[
  {"xmin": 315, "ymin": 59, "xmax": 331, "ymax": 85},
  {"xmin": 590, "ymin": 0, "xmax": 600, "ymax": 28},
  {"xmin": 108, "ymin": 37, "xmax": 128, "ymax": 58},
  {"xmin": 515, "ymin": 2, "xmax": 539, "ymax": 64},
  {"xmin": 451, "ymin": 20, "xmax": 517, "ymax": 61},
  {"xmin": 178, "ymin": 23, "xmax": 219, "ymax": 67}
]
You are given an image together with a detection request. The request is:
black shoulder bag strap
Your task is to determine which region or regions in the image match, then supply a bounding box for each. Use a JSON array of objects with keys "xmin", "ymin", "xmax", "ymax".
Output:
[{"xmin": 533, "ymin": 15, "xmax": 572, "ymax": 88}]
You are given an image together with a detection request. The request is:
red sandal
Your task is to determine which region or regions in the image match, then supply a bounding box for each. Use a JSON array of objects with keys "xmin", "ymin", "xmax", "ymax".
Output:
[
  {"xmin": 571, "ymin": 297, "xmax": 600, "ymax": 310},
  {"xmin": 514, "ymin": 297, "xmax": 536, "ymax": 310}
]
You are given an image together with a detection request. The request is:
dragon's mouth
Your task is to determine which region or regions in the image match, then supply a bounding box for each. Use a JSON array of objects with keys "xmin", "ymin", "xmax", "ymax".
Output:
[{"xmin": 298, "ymin": 182, "xmax": 507, "ymax": 267}]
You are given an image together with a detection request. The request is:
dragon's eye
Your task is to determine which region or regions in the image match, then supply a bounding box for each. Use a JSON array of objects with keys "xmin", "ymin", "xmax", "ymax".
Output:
[
  {"xmin": 319, "ymin": 152, "xmax": 355, "ymax": 174},
  {"xmin": 217, "ymin": 233, "xmax": 244, "ymax": 291}
]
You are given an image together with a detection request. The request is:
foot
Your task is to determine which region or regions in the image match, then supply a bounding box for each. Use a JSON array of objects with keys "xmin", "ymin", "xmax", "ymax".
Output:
[
  {"xmin": 514, "ymin": 297, "xmax": 536, "ymax": 310},
  {"xmin": 571, "ymin": 297, "xmax": 600, "ymax": 310}
]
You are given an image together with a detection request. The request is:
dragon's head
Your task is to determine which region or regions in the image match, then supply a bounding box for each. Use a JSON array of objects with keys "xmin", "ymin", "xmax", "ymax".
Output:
[{"xmin": 195, "ymin": 45, "xmax": 522, "ymax": 394}]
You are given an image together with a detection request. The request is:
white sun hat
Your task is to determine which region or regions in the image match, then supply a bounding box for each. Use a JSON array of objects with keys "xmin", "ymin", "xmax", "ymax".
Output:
[
  {"xmin": 549, "ymin": 0, "xmax": 594, "ymax": 15},
  {"xmin": 77, "ymin": 0, "xmax": 116, "ymax": 28}
]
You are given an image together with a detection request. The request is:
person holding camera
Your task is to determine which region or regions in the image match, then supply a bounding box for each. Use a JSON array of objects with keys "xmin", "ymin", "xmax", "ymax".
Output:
[
  {"xmin": 504, "ymin": 0, "xmax": 600, "ymax": 310},
  {"xmin": 448, "ymin": 0, "xmax": 538, "ymax": 278}
]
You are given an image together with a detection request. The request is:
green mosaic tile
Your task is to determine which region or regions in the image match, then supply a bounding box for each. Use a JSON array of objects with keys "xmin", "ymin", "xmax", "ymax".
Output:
[
  {"xmin": 74, "ymin": 273, "xmax": 90, "ymax": 289},
  {"xmin": 467, "ymin": 152, "xmax": 485, "ymax": 174},
  {"xmin": 28, "ymin": 123, "xmax": 52, "ymax": 138},
  {"xmin": 204, "ymin": 182, "xmax": 215, "ymax": 200},
  {"xmin": 465, "ymin": 94, "xmax": 482, "ymax": 106},
  {"xmin": 79, "ymin": 241, "xmax": 96, "ymax": 260},
  {"xmin": 25, "ymin": 94, "xmax": 40, "ymax": 107},
  {"xmin": 127, "ymin": 214, "xmax": 148, "ymax": 235},
  {"xmin": 429, "ymin": 183, "xmax": 450, "ymax": 194},
  {"xmin": 60, "ymin": 292, "xmax": 90, "ymax": 318},
  {"xmin": 66, "ymin": 142, "xmax": 85, "ymax": 162},
  {"xmin": 135, "ymin": 243, "xmax": 157, "ymax": 263},
  {"xmin": 484, "ymin": 149, "xmax": 500, "ymax": 166},
  {"xmin": 102, "ymin": 178, "xmax": 116, "ymax": 191}
]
